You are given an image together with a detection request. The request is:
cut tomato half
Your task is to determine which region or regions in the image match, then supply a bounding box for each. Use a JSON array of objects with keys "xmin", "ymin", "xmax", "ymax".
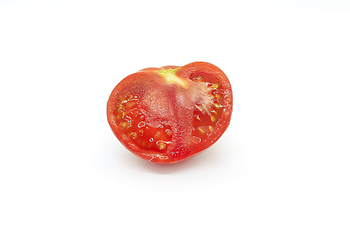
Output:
[{"xmin": 107, "ymin": 62, "xmax": 232, "ymax": 164}]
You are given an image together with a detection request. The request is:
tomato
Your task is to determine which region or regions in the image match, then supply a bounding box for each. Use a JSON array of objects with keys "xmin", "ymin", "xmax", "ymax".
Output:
[{"xmin": 107, "ymin": 62, "xmax": 232, "ymax": 164}]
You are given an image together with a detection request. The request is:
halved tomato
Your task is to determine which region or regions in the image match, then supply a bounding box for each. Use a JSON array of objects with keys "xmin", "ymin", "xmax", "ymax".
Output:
[{"xmin": 107, "ymin": 62, "xmax": 232, "ymax": 164}]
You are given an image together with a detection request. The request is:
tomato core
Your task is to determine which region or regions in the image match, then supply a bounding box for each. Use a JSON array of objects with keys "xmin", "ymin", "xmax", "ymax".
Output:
[{"xmin": 157, "ymin": 68, "xmax": 188, "ymax": 88}]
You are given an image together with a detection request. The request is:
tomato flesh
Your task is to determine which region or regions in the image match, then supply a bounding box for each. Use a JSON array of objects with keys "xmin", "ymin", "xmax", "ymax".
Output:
[
  {"xmin": 189, "ymin": 73, "xmax": 225, "ymax": 144},
  {"xmin": 112, "ymin": 93, "xmax": 173, "ymax": 153},
  {"xmin": 107, "ymin": 62, "xmax": 232, "ymax": 164}
]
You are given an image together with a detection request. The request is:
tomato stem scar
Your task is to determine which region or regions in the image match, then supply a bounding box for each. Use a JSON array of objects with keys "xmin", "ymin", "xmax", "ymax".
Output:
[
  {"xmin": 198, "ymin": 127, "xmax": 205, "ymax": 134},
  {"xmin": 157, "ymin": 68, "xmax": 188, "ymax": 88}
]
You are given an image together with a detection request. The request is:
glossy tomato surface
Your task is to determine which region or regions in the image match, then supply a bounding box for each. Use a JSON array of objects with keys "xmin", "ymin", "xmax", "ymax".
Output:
[{"xmin": 107, "ymin": 62, "xmax": 232, "ymax": 164}]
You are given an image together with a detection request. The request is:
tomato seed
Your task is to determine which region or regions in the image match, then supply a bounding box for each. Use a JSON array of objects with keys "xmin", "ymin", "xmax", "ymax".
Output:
[
  {"xmin": 193, "ymin": 76, "xmax": 202, "ymax": 81},
  {"xmin": 192, "ymin": 136, "xmax": 201, "ymax": 144},
  {"xmin": 157, "ymin": 141, "xmax": 166, "ymax": 150},
  {"xmin": 165, "ymin": 129, "xmax": 172, "ymax": 136},
  {"xmin": 154, "ymin": 131, "xmax": 161, "ymax": 139},
  {"xmin": 126, "ymin": 102, "xmax": 135, "ymax": 109},
  {"xmin": 195, "ymin": 105, "xmax": 203, "ymax": 112},
  {"xmin": 214, "ymin": 103, "xmax": 221, "ymax": 109},
  {"xmin": 129, "ymin": 132, "xmax": 137, "ymax": 139},
  {"xmin": 212, "ymin": 84, "xmax": 219, "ymax": 89},
  {"xmin": 120, "ymin": 122, "xmax": 127, "ymax": 128},
  {"xmin": 138, "ymin": 121, "xmax": 146, "ymax": 128}
]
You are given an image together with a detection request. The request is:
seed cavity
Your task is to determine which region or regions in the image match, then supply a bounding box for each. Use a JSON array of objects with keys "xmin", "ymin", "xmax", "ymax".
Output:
[{"xmin": 190, "ymin": 74, "xmax": 224, "ymax": 141}]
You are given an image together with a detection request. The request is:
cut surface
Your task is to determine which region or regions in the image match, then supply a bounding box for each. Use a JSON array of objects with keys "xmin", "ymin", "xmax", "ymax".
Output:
[
  {"xmin": 157, "ymin": 68, "xmax": 188, "ymax": 88},
  {"xmin": 189, "ymin": 73, "xmax": 225, "ymax": 144},
  {"xmin": 107, "ymin": 61, "xmax": 232, "ymax": 164},
  {"xmin": 113, "ymin": 93, "xmax": 173, "ymax": 153}
]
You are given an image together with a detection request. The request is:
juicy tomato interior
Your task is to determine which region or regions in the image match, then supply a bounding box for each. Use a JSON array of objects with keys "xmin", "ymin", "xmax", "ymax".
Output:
[
  {"xmin": 189, "ymin": 73, "xmax": 225, "ymax": 144},
  {"xmin": 107, "ymin": 62, "xmax": 232, "ymax": 164},
  {"xmin": 113, "ymin": 94, "xmax": 173, "ymax": 153},
  {"xmin": 112, "ymin": 72, "xmax": 224, "ymax": 152}
]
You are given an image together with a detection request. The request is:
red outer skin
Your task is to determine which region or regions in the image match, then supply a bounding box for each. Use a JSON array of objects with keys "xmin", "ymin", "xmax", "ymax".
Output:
[{"xmin": 107, "ymin": 62, "xmax": 233, "ymax": 164}]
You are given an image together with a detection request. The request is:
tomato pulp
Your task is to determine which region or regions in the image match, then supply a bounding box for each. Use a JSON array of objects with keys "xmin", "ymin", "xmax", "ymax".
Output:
[{"xmin": 107, "ymin": 62, "xmax": 233, "ymax": 164}]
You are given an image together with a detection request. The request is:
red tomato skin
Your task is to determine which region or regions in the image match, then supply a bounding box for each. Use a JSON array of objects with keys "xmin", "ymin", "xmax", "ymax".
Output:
[{"xmin": 107, "ymin": 62, "xmax": 232, "ymax": 164}]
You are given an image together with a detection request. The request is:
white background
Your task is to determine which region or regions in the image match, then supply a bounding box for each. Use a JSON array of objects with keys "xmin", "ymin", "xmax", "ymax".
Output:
[{"xmin": 1, "ymin": 0, "xmax": 349, "ymax": 239}]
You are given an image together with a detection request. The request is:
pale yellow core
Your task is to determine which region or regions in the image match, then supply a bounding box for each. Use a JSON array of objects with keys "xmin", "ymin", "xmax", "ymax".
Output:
[{"xmin": 157, "ymin": 68, "xmax": 188, "ymax": 88}]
